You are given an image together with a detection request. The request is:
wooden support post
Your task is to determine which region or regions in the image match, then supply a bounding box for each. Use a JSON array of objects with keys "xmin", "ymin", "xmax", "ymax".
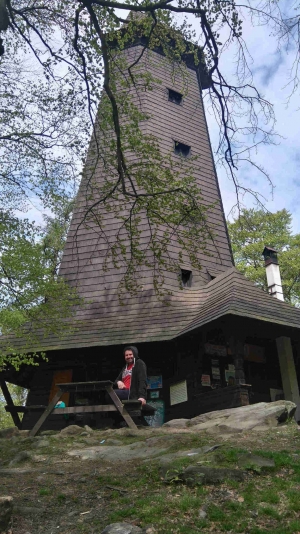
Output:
[
  {"xmin": 29, "ymin": 388, "xmax": 63, "ymax": 437},
  {"xmin": 0, "ymin": 379, "xmax": 21, "ymax": 428},
  {"xmin": 106, "ymin": 386, "xmax": 138, "ymax": 430},
  {"xmin": 276, "ymin": 336, "xmax": 300, "ymax": 409}
]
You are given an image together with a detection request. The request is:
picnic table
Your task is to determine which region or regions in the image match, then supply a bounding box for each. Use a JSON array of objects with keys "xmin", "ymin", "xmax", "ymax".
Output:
[{"xmin": 26, "ymin": 381, "xmax": 141, "ymax": 436}]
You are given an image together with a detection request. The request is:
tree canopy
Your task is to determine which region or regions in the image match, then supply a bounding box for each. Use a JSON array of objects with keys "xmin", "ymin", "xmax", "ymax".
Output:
[
  {"xmin": 0, "ymin": 202, "xmax": 82, "ymax": 370},
  {"xmin": 228, "ymin": 208, "xmax": 300, "ymax": 307}
]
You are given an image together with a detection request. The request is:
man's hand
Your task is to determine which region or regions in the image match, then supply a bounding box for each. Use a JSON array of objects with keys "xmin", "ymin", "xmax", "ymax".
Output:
[
  {"xmin": 138, "ymin": 397, "xmax": 146, "ymax": 406},
  {"xmin": 117, "ymin": 381, "xmax": 126, "ymax": 389}
]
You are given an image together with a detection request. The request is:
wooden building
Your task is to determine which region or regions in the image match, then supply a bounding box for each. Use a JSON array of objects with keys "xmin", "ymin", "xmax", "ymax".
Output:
[{"xmin": 2, "ymin": 23, "xmax": 300, "ymax": 430}]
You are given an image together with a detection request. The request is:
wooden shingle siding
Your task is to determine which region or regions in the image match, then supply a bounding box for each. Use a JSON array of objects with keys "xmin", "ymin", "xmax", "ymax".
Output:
[
  {"xmin": 59, "ymin": 45, "xmax": 232, "ymax": 309},
  {"xmin": 43, "ymin": 42, "xmax": 234, "ymax": 349}
]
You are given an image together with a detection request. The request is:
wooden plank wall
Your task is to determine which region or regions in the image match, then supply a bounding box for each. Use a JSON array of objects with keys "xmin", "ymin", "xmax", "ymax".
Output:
[{"xmin": 57, "ymin": 44, "xmax": 233, "ymax": 348}]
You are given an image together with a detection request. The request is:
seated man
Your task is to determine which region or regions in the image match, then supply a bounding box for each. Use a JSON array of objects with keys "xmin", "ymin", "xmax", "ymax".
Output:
[{"xmin": 114, "ymin": 346, "xmax": 147, "ymax": 406}]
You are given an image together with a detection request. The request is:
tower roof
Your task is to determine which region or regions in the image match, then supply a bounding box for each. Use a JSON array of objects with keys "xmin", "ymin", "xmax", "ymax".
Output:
[{"xmin": 2, "ymin": 267, "xmax": 300, "ymax": 353}]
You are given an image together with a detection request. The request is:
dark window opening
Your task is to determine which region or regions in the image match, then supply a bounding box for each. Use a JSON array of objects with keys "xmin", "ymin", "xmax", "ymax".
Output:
[
  {"xmin": 168, "ymin": 89, "xmax": 183, "ymax": 105},
  {"xmin": 181, "ymin": 269, "xmax": 192, "ymax": 288},
  {"xmin": 174, "ymin": 141, "xmax": 191, "ymax": 157}
]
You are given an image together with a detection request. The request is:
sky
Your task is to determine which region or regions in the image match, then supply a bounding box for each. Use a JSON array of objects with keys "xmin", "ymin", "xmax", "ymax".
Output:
[{"xmin": 198, "ymin": 4, "xmax": 300, "ymax": 233}]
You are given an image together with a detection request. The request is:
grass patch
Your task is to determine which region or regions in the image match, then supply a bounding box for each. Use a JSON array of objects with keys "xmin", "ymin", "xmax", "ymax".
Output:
[
  {"xmin": 258, "ymin": 489, "xmax": 280, "ymax": 504},
  {"xmin": 259, "ymin": 505, "xmax": 281, "ymax": 520},
  {"xmin": 286, "ymin": 489, "xmax": 300, "ymax": 512},
  {"xmin": 39, "ymin": 488, "xmax": 51, "ymax": 496},
  {"xmin": 207, "ymin": 504, "xmax": 226, "ymax": 521}
]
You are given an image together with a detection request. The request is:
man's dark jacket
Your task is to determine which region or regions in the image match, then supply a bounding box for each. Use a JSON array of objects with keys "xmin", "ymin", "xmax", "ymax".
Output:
[{"xmin": 115, "ymin": 355, "xmax": 147, "ymax": 400}]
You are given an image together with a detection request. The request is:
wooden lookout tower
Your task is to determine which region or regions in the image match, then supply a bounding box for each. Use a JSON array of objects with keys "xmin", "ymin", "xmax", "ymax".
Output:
[{"xmin": 2, "ymin": 20, "xmax": 300, "ymax": 430}]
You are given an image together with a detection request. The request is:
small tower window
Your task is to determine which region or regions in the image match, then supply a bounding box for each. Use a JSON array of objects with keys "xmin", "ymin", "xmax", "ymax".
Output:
[
  {"xmin": 168, "ymin": 89, "xmax": 183, "ymax": 105},
  {"xmin": 174, "ymin": 141, "xmax": 191, "ymax": 157},
  {"xmin": 181, "ymin": 269, "xmax": 192, "ymax": 288}
]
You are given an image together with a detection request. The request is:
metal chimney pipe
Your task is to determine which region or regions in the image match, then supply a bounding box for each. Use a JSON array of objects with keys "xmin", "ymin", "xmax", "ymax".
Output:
[{"xmin": 262, "ymin": 246, "xmax": 284, "ymax": 301}]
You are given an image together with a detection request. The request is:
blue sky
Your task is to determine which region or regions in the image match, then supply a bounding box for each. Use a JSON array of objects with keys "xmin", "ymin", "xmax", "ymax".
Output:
[{"xmin": 200, "ymin": 6, "xmax": 300, "ymax": 233}]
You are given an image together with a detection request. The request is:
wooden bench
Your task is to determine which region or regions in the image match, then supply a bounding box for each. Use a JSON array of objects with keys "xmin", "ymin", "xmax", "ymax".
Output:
[
  {"xmin": 5, "ymin": 402, "xmax": 156, "ymax": 416},
  {"xmin": 24, "ymin": 381, "xmax": 141, "ymax": 436}
]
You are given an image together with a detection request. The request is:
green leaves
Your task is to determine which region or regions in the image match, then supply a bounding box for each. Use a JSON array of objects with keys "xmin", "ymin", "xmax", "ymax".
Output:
[
  {"xmin": 228, "ymin": 209, "xmax": 300, "ymax": 306},
  {"xmin": 0, "ymin": 206, "xmax": 82, "ymax": 370}
]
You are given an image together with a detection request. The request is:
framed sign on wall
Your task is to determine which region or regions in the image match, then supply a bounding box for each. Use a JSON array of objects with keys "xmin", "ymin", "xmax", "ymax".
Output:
[{"xmin": 170, "ymin": 380, "xmax": 188, "ymax": 405}]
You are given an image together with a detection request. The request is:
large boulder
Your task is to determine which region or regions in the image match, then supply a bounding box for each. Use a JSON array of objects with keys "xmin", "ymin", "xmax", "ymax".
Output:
[
  {"xmin": 163, "ymin": 419, "xmax": 189, "ymax": 429},
  {"xmin": 187, "ymin": 401, "xmax": 296, "ymax": 434},
  {"xmin": 0, "ymin": 496, "xmax": 13, "ymax": 533}
]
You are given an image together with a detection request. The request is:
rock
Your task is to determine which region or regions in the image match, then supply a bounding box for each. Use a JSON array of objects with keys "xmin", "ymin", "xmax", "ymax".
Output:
[
  {"xmin": 191, "ymin": 418, "xmax": 226, "ymax": 432},
  {"xmin": 157, "ymin": 444, "xmax": 221, "ymax": 465},
  {"xmin": 164, "ymin": 465, "xmax": 244, "ymax": 486},
  {"xmin": 72, "ymin": 441, "xmax": 84, "ymax": 448},
  {"xmin": 158, "ymin": 448, "xmax": 204, "ymax": 465},
  {"xmin": 33, "ymin": 439, "xmax": 50, "ymax": 449},
  {"xmin": 101, "ymin": 523, "xmax": 143, "ymax": 534},
  {"xmin": 198, "ymin": 509, "xmax": 207, "ymax": 519},
  {"xmin": 68, "ymin": 441, "xmax": 170, "ymax": 462},
  {"xmin": 0, "ymin": 468, "xmax": 34, "ymax": 476},
  {"xmin": 183, "ymin": 465, "xmax": 245, "ymax": 485},
  {"xmin": 0, "ymin": 427, "xmax": 19, "ymax": 439},
  {"xmin": 238, "ymin": 453, "xmax": 275, "ymax": 471},
  {"xmin": 83, "ymin": 438, "xmax": 99, "ymax": 446},
  {"xmin": 40, "ymin": 430, "xmax": 58, "ymax": 436},
  {"xmin": 60, "ymin": 425, "xmax": 83, "ymax": 436},
  {"xmin": 163, "ymin": 419, "xmax": 189, "ymax": 428},
  {"xmin": 9, "ymin": 451, "xmax": 32, "ymax": 466},
  {"xmin": 189, "ymin": 401, "xmax": 296, "ymax": 434},
  {"xmin": 0, "ymin": 496, "xmax": 13, "ymax": 532},
  {"xmin": 18, "ymin": 430, "xmax": 30, "ymax": 437}
]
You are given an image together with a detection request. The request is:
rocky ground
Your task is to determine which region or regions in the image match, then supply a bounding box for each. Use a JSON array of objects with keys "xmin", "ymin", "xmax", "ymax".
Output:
[{"xmin": 1, "ymin": 401, "xmax": 300, "ymax": 534}]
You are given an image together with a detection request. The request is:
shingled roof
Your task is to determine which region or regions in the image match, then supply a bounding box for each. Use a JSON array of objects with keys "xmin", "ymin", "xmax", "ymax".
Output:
[
  {"xmin": 178, "ymin": 267, "xmax": 300, "ymax": 336},
  {"xmin": 3, "ymin": 267, "xmax": 300, "ymax": 353}
]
